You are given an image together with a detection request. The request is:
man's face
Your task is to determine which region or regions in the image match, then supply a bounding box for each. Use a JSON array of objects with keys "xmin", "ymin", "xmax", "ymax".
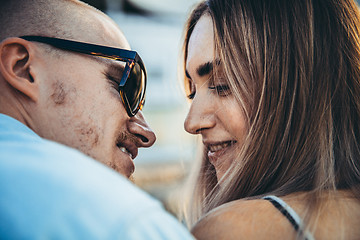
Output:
[{"xmin": 31, "ymin": 11, "xmax": 156, "ymax": 178}]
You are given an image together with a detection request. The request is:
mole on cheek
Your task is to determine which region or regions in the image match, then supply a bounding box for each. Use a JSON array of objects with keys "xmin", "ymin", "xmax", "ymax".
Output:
[
  {"xmin": 50, "ymin": 81, "xmax": 77, "ymax": 105},
  {"xmin": 50, "ymin": 81, "xmax": 67, "ymax": 105}
]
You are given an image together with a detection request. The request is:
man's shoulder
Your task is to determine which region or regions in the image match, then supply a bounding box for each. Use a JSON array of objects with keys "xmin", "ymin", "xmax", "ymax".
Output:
[
  {"xmin": 0, "ymin": 115, "xmax": 159, "ymax": 232},
  {"xmin": 0, "ymin": 119, "xmax": 158, "ymax": 210},
  {"xmin": 0, "ymin": 115, "xmax": 194, "ymax": 239}
]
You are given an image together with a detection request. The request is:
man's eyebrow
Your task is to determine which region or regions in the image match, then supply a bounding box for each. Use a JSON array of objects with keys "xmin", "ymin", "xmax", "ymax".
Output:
[{"xmin": 105, "ymin": 62, "xmax": 126, "ymax": 80}]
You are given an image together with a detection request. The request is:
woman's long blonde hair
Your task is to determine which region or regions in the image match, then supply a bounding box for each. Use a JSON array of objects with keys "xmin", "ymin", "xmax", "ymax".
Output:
[{"xmin": 181, "ymin": 0, "xmax": 360, "ymax": 228}]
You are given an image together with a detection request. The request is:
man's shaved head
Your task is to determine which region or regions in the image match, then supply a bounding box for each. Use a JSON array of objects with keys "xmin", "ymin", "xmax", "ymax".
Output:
[{"xmin": 0, "ymin": 0, "xmax": 128, "ymax": 47}]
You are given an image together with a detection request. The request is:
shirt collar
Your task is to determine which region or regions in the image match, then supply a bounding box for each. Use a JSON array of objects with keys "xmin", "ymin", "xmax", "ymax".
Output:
[{"xmin": 0, "ymin": 113, "xmax": 41, "ymax": 139}]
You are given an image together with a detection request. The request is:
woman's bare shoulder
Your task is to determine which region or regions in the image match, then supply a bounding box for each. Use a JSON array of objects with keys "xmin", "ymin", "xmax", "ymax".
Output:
[
  {"xmin": 191, "ymin": 198, "xmax": 296, "ymax": 240},
  {"xmin": 191, "ymin": 191, "xmax": 360, "ymax": 240}
]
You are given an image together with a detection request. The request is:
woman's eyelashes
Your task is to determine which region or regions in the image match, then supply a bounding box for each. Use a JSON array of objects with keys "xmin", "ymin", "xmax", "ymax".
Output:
[
  {"xmin": 187, "ymin": 84, "xmax": 231, "ymax": 100},
  {"xmin": 187, "ymin": 82, "xmax": 196, "ymax": 100},
  {"xmin": 187, "ymin": 91, "xmax": 196, "ymax": 100},
  {"xmin": 209, "ymin": 84, "xmax": 231, "ymax": 97}
]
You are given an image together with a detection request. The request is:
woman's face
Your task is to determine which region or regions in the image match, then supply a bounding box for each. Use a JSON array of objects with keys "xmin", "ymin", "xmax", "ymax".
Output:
[{"xmin": 184, "ymin": 15, "xmax": 248, "ymax": 181}]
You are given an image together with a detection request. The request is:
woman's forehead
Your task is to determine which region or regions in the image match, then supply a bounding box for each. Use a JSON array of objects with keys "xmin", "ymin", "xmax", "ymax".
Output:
[{"xmin": 186, "ymin": 15, "xmax": 215, "ymax": 78}]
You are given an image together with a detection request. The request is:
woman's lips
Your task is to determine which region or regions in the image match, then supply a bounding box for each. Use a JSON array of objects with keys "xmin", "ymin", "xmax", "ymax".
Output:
[{"xmin": 206, "ymin": 141, "xmax": 236, "ymax": 162}]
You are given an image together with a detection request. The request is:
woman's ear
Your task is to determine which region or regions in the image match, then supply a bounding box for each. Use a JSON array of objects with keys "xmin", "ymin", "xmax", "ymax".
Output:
[{"xmin": 0, "ymin": 37, "xmax": 39, "ymax": 102}]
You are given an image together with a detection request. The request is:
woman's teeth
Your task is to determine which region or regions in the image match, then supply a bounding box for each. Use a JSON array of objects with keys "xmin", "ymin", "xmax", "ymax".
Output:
[
  {"xmin": 208, "ymin": 141, "xmax": 233, "ymax": 152},
  {"xmin": 119, "ymin": 146, "xmax": 132, "ymax": 158}
]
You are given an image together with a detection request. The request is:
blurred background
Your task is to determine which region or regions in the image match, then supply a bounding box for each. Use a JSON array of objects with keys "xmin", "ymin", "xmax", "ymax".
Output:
[{"xmin": 82, "ymin": 0, "xmax": 201, "ymax": 215}]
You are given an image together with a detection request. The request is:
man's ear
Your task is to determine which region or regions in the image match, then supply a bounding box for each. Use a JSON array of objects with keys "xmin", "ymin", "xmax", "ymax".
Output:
[{"xmin": 0, "ymin": 37, "xmax": 39, "ymax": 102}]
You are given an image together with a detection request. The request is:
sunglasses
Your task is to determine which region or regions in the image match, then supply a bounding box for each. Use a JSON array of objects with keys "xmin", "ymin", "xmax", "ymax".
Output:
[{"xmin": 19, "ymin": 35, "xmax": 147, "ymax": 117}]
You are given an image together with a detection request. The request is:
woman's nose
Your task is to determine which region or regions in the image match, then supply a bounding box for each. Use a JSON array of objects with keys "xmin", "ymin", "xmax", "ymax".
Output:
[
  {"xmin": 128, "ymin": 111, "xmax": 156, "ymax": 147},
  {"xmin": 184, "ymin": 95, "xmax": 216, "ymax": 135}
]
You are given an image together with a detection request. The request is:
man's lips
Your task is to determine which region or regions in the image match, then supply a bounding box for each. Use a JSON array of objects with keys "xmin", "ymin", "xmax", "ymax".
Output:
[
  {"xmin": 116, "ymin": 141, "xmax": 138, "ymax": 160},
  {"xmin": 118, "ymin": 146, "xmax": 133, "ymax": 158}
]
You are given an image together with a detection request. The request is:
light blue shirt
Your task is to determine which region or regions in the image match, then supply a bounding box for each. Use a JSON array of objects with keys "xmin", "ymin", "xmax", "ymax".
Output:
[{"xmin": 0, "ymin": 114, "xmax": 193, "ymax": 239}]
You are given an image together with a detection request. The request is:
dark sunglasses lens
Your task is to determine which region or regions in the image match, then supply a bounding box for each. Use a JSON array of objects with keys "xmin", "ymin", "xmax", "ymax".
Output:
[{"xmin": 123, "ymin": 62, "xmax": 145, "ymax": 114}]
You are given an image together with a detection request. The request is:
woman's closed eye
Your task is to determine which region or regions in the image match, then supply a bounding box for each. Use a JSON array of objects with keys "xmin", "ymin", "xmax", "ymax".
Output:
[
  {"xmin": 187, "ymin": 91, "xmax": 196, "ymax": 100},
  {"xmin": 187, "ymin": 82, "xmax": 196, "ymax": 100},
  {"xmin": 209, "ymin": 84, "xmax": 231, "ymax": 97}
]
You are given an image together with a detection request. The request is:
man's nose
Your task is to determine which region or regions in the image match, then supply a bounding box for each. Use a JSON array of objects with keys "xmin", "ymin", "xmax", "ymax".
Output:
[
  {"xmin": 128, "ymin": 111, "xmax": 156, "ymax": 147},
  {"xmin": 184, "ymin": 95, "xmax": 216, "ymax": 135}
]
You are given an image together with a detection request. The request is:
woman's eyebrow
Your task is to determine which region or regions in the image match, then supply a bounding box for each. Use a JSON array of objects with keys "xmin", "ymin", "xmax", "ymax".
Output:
[
  {"xmin": 197, "ymin": 61, "xmax": 213, "ymax": 77},
  {"xmin": 185, "ymin": 62, "xmax": 213, "ymax": 80},
  {"xmin": 185, "ymin": 59, "xmax": 221, "ymax": 79},
  {"xmin": 196, "ymin": 59, "xmax": 221, "ymax": 77}
]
